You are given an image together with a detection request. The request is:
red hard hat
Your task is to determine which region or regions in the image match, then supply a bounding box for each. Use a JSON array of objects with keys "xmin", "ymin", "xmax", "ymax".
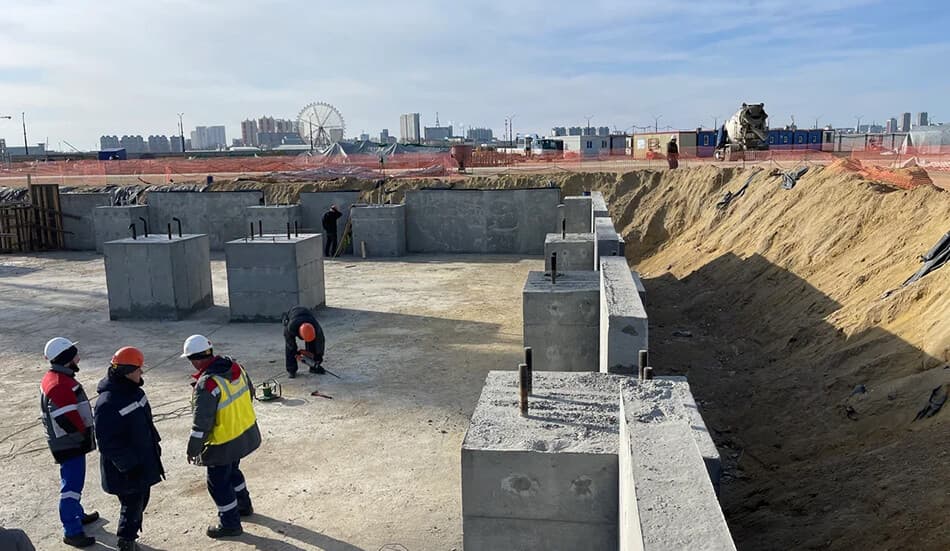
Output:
[
  {"xmin": 299, "ymin": 323, "xmax": 317, "ymax": 343},
  {"xmin": 111, "ymin": 346, "xmax": 145, "ymax": 368}
]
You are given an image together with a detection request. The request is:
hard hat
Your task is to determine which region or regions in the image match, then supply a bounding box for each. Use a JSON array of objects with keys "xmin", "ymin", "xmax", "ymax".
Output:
[
  {"xmin": 111, "ymin": 346, "xmax": 145, "ymax": 368},
  {"xmin": 44, "ymin": 337, "xmax": 78, "ymax": 361},
  {"xmin": 670, "ymin": 135, "xmax": 677, "ymax": 141},
  {"xmin": 181, "ymin": 334, "xmax": 213, "ymax": 358},
  {"xmin": 299, "ymin": 323, "xmax": 317, "ymax": 343}
]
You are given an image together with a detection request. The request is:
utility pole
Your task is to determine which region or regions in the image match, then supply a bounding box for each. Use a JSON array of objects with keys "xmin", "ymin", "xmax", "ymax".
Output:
[
  {"xmin": 22, "ymin": 112, "xmax": 29, "ymax": 156},
  {"xmin": 177, "ymin": 112, "xmax": 185, "ymax": 153},
  {"xmin": 814, "ymin": 115, "xmax": 822, "ymax": 129},
  {"xmin": 652, "ymin": 114, "xmax": 662, "ymax": 133},
  {"xmin": 585, "ymin": 115, "xmax": 593, "ymax": 135}
]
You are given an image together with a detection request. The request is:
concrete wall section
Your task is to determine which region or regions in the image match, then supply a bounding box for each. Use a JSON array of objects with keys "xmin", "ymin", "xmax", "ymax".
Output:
[
  {"xmin": 563, "ymin": 196, "xmax": 593, "ymax": 234},
  {"xmin": 299, "ymin": 191, "xmax": 361, "ymax": 254},
  {"xmin": 246, "ymin": 205, "xmax": 302, "ymax": 236},
  {"xmin": 405, "ymin": 188, "xmax": 560, "ymax": 254},
  {"xmin": 93, "ymin": 205, "xmax": 148, "ymax": 253},
  {"xmin": 225, "ymin": 234, "xmax": 325, "ymax": 321},
  {"xmin": 619, "ymin": 378, "xmax": 735, "ymax": 551},
  {"xmin": 351, "ymin": 204, "xmax": 406, "ymax": 257},
  {"xmin": 61, "ymin": 192, "xmax": 112, "ymax": 250},
  {"xmin": 544, "ymin": 233, "xmax": 595, "ymax": 271},
  {"xmin": 600, "ymin": 257, "xmax": 648, "ymax": 375},
  {"xmin": 594, "ymin": 217, "xmax": 624, "ymax": 269},
  {"xmin": 146, "ymin": 191, "xmax": 263, "ymax": 250},
  {"xmin": 590, "ymin": 191, "xmax": 609, "ymax": 229},
  {"xmin": 523, "ymin": 271, "xmax": 600, "ymax": 372},
  {"xmin": 462, "ymin": 371, "xmax": 623, "ymax": 551},
  {"xmin": 103, "ymin": 234, "xmax": 213, "ymax": 320}
]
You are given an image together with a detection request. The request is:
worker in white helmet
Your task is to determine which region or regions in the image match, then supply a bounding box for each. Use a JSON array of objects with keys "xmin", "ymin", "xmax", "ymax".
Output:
[
  {"xmin": 667, "ymin": 135, "xmax": 679, "ymax": 169},
  {"xmin": 181, "ymin": 334, "xmax": 261, "ymax": 539}
]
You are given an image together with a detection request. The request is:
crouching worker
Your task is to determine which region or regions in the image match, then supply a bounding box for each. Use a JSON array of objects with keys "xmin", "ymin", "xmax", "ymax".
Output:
[
  {"xmin": 181, "ymin": 334, "xmax": 261, "ymax": 539},
  {"xmin": 282, "ymin": 305, "xmax": 326, "ymax": 378},
  {"xmin": 94, "ymin": 347, "xmax": 165, "ymax": 551}
]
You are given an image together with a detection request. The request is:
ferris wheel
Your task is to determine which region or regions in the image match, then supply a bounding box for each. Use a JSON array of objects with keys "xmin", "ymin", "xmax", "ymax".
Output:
[{"xmin": 297, "ymin": 102, "xmax": 345, "ymax": 149}]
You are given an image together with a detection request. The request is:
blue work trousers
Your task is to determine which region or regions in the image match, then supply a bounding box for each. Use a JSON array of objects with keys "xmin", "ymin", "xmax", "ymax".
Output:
[
  {"xmin": 59, "ymin": 455, "xmax": 87, "ymax": 536},
  {"xmin": 206, "ymin": 461, "xmax": 251, "ymax": 528}
]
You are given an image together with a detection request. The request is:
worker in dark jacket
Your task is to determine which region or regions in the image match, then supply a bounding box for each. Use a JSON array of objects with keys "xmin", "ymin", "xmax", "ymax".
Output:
[
  {"xmin": 94, "ymin": 347, "xmax": 165, "ymax": 551},
  {"xmin": 39, "ymin": 337, "xmax": 99, "ymax": 548},
  {"xmin": 181, "ymin": 334, "xmax": 261, "ymax": 539},
  {"xmin": 321, "ymin": 205, "xmax": 343, "ymax": 257},
  {"xmin": 667, "ymin": 136, "xmax": 679, "ymax": 169},
  {"xmin": 282, "ymin": 305, "xmax": 326, "ymax": 378}
]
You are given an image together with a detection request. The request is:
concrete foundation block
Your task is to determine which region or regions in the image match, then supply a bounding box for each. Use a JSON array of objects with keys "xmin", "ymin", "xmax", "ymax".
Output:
[
  {"xmin": 224, "ymin": 234, "xmax": 325, "ymax": 321},
  {"xmin": 462, "ymin": 371, "xmax": 623, "ymax": 551},
  {"xmin": 93, "ymin": 205, "xmax": 149, "ymax": 253},
  {"xmin": 544, "ymin": 233, "xmax": 595, "ymax": 271},
  {"xmin": 594, "ymin": 217, "xmax": 624, "ymax": 269},
  {"xmin": 245, "ymin": 205, "xmax": 302, "ymax": 236},
  {"xmin": 146, "ymin": 191, "xmax": 264, "ymax": 251},
  {"xmin": 563, "ymin": 196, "xmax": 593, "ymax": 234},
  {"xmin": 299, "ymin": 191, "xmax": 361, "ymax": 255},
  {"xmin": 590, "ymin": 191, "xmax": 609, "ymax": 230},
  {"xmin": 523, "ymin": 271, "xmax": 600, "ymax": 372},
  {"xmin": 619, "ymin": 378, "xmax": 734, "ymax": 551},
  {"xmin": 351, "ymin": 204, "xmax": 406, "ymax": 257},
  {"xmin": 61, "ymin": 193, "xmax": 112, "ymax": 251},
  {"xmin": 599, "ymin": 257, "xmax": 648, "ymax": 375},
  {"xmin": 103, "ymin": 234, "xmax": 213, "ymax": 320}
]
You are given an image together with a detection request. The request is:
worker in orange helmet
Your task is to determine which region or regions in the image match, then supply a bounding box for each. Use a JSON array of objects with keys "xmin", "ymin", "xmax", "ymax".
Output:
[{"xmin": 281, "ymin": 305, "xmax": 326, "ymax": 378}]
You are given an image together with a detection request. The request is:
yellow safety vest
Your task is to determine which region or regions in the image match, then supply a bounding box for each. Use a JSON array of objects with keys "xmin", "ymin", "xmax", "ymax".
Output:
[{"xmin": 206, "ymin": 370, "xmax": 257, "ymax": 446}]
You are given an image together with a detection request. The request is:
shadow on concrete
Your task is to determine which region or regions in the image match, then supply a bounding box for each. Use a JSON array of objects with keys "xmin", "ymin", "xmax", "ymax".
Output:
[
  {"xmin": 0, "ymin": 265, "xmax": 40, "ymax": 277},
  {"xmin": 245, "ymin": 514, "xmax": 365, "ymax": 551},
  {"xmin": 333, "ymin": 253, "xmax": 542, "ymax": 265},
  {"xmin": 644, "ymin": 252, "xmax": 948, "ymax": 550},
  {"xmin": 0, "ymin": 279, "xmax": 107, "ymax": 298}
]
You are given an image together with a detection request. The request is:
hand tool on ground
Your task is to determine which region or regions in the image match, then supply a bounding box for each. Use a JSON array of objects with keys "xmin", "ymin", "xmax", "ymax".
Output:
[
  {"xmin": 297, "ymin": 351, "xmax": 342, "ymax": 379},
  {"xmin": 310, "ymin": 389, "xmax": 333, "ymax": 399}
]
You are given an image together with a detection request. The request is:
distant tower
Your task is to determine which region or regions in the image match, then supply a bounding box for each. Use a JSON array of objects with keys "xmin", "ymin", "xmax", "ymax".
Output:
[
  {"xmin": 901, "ymin": 112, "xmax": 911, "ymax": 132},
  {"xmin": 916, "ymin": 112, "xmax": 929, "ymax": 127}
]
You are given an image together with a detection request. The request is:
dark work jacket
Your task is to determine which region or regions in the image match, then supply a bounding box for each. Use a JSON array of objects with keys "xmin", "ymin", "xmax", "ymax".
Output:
[
  {"xmin": 94, "ymin": 373, "xmax": 165, "ymax": 495},
  {"xmin": 321, "ymin": 209, "xmax": 343, "ymax": 234},
  {"xmin": 667, "ymin": 141, "xmax": 679, "ymax": 154},
  {"xmin": 282, "ymin": 306, "xmax": 325, "ymax": 370},
  {"xmin": 40, "ymin": 364, "xmax": 96, "ymax": 464},
  {"xmin": 188, "ymin": 356, "xmax": 262, "ymax": 466}
]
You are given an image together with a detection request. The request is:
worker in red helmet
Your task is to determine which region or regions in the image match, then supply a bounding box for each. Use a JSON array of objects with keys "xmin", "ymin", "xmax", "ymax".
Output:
[
  {"xmin": 39, "ymin": 337, "xmax": 99, "ymax": 548},
  {"xmin": 93, "ymin": 347, "xmax": 165, "ymax": 551},
  {"xmin": 281, "ymin": 305, "xmax": 326, "ymax": 378}
]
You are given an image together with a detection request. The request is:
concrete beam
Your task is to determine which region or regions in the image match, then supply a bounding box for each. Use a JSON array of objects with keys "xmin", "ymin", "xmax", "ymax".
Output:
[
  {"xmin": 599, "ymin": 257, "xmax": 648, "ymax": 375},
  {"xmin": 61, "ymin": 192, "xmax": 112, "ymax": 251},
  {"xmin": 590, "ymin": 191, "xmax": 609, "ymax": 230},
  {"xmin": 594, "ymin": 217, "xmax": 625, "ymax": 269}
]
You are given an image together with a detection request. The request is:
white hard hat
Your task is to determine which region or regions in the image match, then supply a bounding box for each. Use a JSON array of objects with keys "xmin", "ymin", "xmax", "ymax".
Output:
[
  {"xmin": 181, "ymin": 334, "xmax": 213, "ymax": 358},
  {"xmin": 44, "ymin": 337, "xmax": 78, "ymax": 360},
  {"xmin": 670, "ymin": 135, "xmax": 677, "ymax": 141}
]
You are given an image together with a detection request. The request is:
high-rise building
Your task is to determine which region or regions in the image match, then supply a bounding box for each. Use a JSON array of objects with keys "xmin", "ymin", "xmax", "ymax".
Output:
[
  {"xmin": 568, "ymin": 126, "xmax": 584, "ymax": 136},
  {"xmin": 359, "ymin": 132, "xmax": 370, "ymax": 142},
  {"xmin": 424, "ymin": 125, "xmax": 453, "ymax": 142},
  {"xmin": 241, "ymin": 119, "xmax": 259, "ymax": 147},
  {"xmin": 916, "ymin": 112, "xmax": 928, "ymax": 127},
  {"xmin": 170, "ymin": 134, "xmax": 186, "ymax": 153},
  {"xmin": 886, "ymin": 118, "xmax": 898, "ymax": 133},
  {"xmin": 400, "ymin": 113, "xmax": 421, "ymax": 143},
  {"xmin": 258, "ymin": 116, "xmax": 276, "ymax": 134},
  {"xmin": 147, "ymin": 135, "xmax": 171, "ymax": 153},
  {"xmin": 119, "ymin": 135, "xmax": 147, "ymax": 154},
  {"xmin": 597, "ymin": 126, "xmax": 610, "ymax": 137},
  {"xmin": 190, "ymin": 126, "xmax": 227, "ymax": 150},
  {"xmin": 100, "ymin": 135, "xmax": 120, "ymax": 149},
  {"xmin": 551, "ymin": 127, "xmax": 567, "ymax": 137},
  {"xmin": 901, "ymin": 112, "xmax": 911, "ymax": 132},
  {"xmin": 467, "ymin": 127, "xmax": 494, "ymax": 142}
]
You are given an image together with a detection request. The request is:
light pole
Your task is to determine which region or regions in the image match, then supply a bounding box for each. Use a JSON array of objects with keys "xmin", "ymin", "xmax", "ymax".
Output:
[
  {"xmin": 855, "ymin": 115, "xmax": 862, "ymax": 133},
  {"xmin": 22, "ymin": 112, "xmax": 29, "ymax": 156},
  {"xmin": 814, "ymin": 115, "xmax": 822, "ymax": 130},
  {"xmin": 177, "ymin": 113, "xmax": 185, "ymax": 153},
  {"xmin": 711, "ymin": 116, "xmax": 719, "ymax": 130},
  {"xmin": 652, "ymin": 114, "xmax": 662, "ymax": 133},
  {"xmin": 585, "ymin": 115, "xmax": 593, "ymax": 135}
]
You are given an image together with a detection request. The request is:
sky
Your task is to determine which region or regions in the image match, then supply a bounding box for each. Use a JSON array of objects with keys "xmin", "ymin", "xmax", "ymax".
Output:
[{"xmin": 0, "ymin": 0, "xmax": 947, "ymax": 150}]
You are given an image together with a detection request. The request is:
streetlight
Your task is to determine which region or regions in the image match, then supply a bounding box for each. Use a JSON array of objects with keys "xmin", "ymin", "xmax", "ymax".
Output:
[
  {"xmin": 177, "ymin": 112, "xmax": 185, "ymax": 153},
  {"xmin": 652, "ymin": 114, "xmax": 662, "ymax": 133},
  {"xmin": 585, "ymin": 115, "xmax": 593, "ymax": 135},
  {"xmin": 21, "ymin": 112, "xmax": 29, "ymax": 156},
  {"xmin": 711, "ymin": 116, "xmax": 720, "ymax": 130},
  {"xmin": 814, "ymin": 115, "xmax": 823, "ymax": 130},
  {"xmin": 854, "ymin": 115, "xmax": 862, "ymax": 133}
]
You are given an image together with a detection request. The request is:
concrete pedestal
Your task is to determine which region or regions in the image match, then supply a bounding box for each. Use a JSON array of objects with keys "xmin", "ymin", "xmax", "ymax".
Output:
[
  {"xmin": 462, "ymin": 371, "xmax": 623, "ymax": 551},
  {"xmin": 523, "ymin": 270, "xmax": 600, "ymax": 372},
  {"xmin": 544, "ymin": 233, "xmax": 595, "ymax": 271},
  {"xmin": 93, "ymin": 205, "xmax": 149, "ymax": 253},
  {"xmin": 351, "ymin": 204, "xmax": 406, "ymax": 257},
  {"xmin": 224, "ymin": 234, "xmax": 325, "ymax": 321},
  {"xmin": 594, "ymin": 217, "xmax": 625, "ymax": 269},
  {"xmin": 600, "ymin": 257, "xmax": 648, "ymax": 375},
  {"xmin": 563, "ymin": 196, "xmax": 593, "ymax": 234},
  {"xmin": 103, "ymin": 234, "xmax": 213, "ymax": 320},
  {"xmin": 62, "ymin": 193, "xmax": 112, "ymax": 251},
  {"xmin": 245, "ymin": 205, "xmax": 302, "ymax": 236}
]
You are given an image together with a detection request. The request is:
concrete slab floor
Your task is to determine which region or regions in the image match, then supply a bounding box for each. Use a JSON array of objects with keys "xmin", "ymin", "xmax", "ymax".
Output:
[{"xmin": 0, "ymin": 251, "xmax": 541, "ymax": 550}]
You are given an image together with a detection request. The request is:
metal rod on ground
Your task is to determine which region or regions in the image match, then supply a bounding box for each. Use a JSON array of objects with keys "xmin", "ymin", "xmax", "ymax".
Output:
[
  {"xmin": 524, "ymin": 347, "xmax": 533, "ymax": 394},
  {"xmin": 167, "ymin": 223, "xmax": 172, "ymax": 240},
  {"xmin": 638, "ymin": 349, "xmax": 648, "ymax": 380},
  {"xmin": 551, "ymin": 252, "xmax": 557, "ymax": 284},
  {"xmin": 644, "ymin": 366, "xmax": 654, "ymax": 380},
  {"xmin": 139, "ymin": 217, "xmax": 149, "ymax": 237},
  {"xmin": 128, "ymin": 223, "xmax": 137, "ymax": 240},
  {"xmin": 518, "ymin": 363, "xmax": 529, "ymax": 416},
  {"xmin": 173, "ymin": 217, "xmax": 182, "ymax": 237}
]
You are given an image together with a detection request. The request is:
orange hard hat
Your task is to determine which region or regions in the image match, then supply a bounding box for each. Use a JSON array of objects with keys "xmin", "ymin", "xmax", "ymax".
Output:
[
  {"xmin": 299, "ymin": 323, "xmax": 317, "ymax": 343},
  {"xmin": 111, "ymin": 346, "xmax": 145, "ymax": 368}
]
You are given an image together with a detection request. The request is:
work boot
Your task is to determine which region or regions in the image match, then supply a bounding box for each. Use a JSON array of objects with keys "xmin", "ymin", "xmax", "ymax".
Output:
[
  {"xmin": 207, "ymin": 524, "xmax": 243, "ymax": 538},
  {"xmin": 287, "ymin": 370, "xmax": 296, "ymax": 379},
  {"xmin": 63, "ymin": 533, "xmax": 96, "ymax": 548},
  {"xmin": 309, "ymin": 363, "xmax": 325, "ymax": 375},
  {"xmin": 81, "ymin": 511, "xmax": 100, "ymax": 525},
  {"xmin": 117, "ymin": 538, "xmax": 138, "ymax": 551},
  {"xmin": 239, "ymin": 503, "xmax": 254, "ymax": 517}
]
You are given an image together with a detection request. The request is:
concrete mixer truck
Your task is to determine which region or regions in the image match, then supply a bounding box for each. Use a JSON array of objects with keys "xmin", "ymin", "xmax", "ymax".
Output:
[{"xmin": 715, "ymin": 103, "xmax": 769, "ymax": 161}]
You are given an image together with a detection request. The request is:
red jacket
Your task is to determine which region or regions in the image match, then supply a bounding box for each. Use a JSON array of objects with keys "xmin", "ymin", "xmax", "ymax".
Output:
[{"xmin": 40, "ymin": 364, "xmax": 96, "ymax": 463}]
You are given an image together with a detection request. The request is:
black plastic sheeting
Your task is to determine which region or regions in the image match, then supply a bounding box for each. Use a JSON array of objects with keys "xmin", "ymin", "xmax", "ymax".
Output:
[
  {"xmin": 716, "ymin": 168, "xmax": 762, "ymax": 210},
  {"xmin": 904, "ymin": 231, "xmax": 950, "ymax": 285}
]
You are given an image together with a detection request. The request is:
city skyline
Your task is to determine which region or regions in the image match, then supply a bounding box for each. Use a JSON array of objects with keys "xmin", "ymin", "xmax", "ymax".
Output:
[{"xmin": 1, "ymin": 1, "xmax": 947, "ymax": 150}]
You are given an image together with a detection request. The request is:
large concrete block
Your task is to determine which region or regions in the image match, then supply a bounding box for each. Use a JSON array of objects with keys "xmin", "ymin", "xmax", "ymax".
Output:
[
  {"xmin": 245, "ymin": 205, "xmax": 302, "ymax": 235},
  {"xmin": 600, "ymin": 257, "xmax": 648, "ymax": 375},
  {"xmin": 299, "ymin": 190, "xmax": 361, "ymax": 255},
  {"xmin": 93, "ymin": 205, "xmax": 149, "ymax": 253},
  {"xmin": 523, "ymin": 270, "xmax": 599, "ymax": 372},
  {"xmin": 563, "ymin": 196, "xmax": 593, "ymax": 234},
  {"xmin": 146, "ymin": 191, "xmax": 263, "ymax": 251},
  {"xmin": 590, "ymin": 191, "xmax": 609, "ymax": 229},
  {"xmin": 594, "ymin": 217, "xmax": 624, "ymax": 269},
  {"xmin": 103, "ymin": 234, "xmax": 213, "ymax": 320},
  {"xmin": 61, "ymin": 193, "xmax": 112, "ymax": 251},
  {"xmin": 405, "ymin": 188, "xmax": 560, "ymax": 254},
  {"xmin": 224, "ymin": 234, "xmax": 325, "ymax": 321},
  {"xmin": 544, "ymin": 233, "xmax": 595, "ymax": 271},
  {"xmin": 462, "ymin": 372, "xmax": 622, "ymax": 551},
  {"xmin": 351, "ymin": 204, "xmax": 406, "ymax": 257},
  {"xmin": 619, "ymin": 378, "xmax": 734, "ymax": 551}
]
